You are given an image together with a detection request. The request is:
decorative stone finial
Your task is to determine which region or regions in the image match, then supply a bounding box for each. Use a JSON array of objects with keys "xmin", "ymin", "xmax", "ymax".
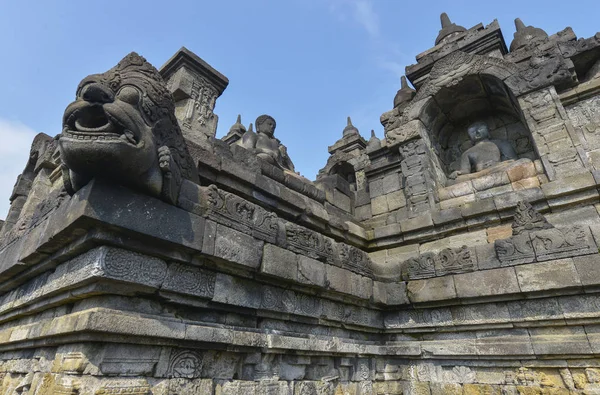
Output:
[
  {"xmin": 228, "ymin": 114, "xmax": 247, "ymax": 135},
  {"xmin": 343, "ymin": 117, "xmax": 359, "ymax": 136},
  {"xmin": 512, "ymin": 200, "xmax": 554, "ymax": 236},
  {"xmin": 248, "ymin": 123, "xmax": 254, "ymax": 133},
  {"xmin": 367, "ymin": 129, "xmax": 381, "ymax": 152},
  {"xmin": 509, "ymin": 18, "xmax": 549, "ymax": 52},
  {"xmin": 222, "ymin": 114, "xmax": 247, "ymax": 145},
  {"xmin": 435, "ymin": 12, "xmax": 466, "ymax": 45},
  {"xmin": 393, "ymin": 76, "xmax": 416, "ymax": 110},
  {"xmin": 441, "ymin": 12, "xmax": 452, "ymax": 28}
]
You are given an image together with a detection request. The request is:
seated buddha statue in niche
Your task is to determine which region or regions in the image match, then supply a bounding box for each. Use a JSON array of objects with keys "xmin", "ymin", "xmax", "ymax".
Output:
[
  {"xmin": 448, "ymin": 121, "xmax": 518, "ymax": 181},
  {"xmin": 236, "ymin": 114, "xmax": 296, "ymax": 172}
]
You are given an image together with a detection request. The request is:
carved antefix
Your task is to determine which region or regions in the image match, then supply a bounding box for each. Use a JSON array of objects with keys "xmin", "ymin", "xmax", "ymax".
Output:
[
  {"xmin": 202, "ymin": 185, "xmax": 279, "ymax": 243},
  {"xmin": 401, "ymin": 253, "xmax": 436, "ymax": 280},
  {"xmin": 495, "ymin": 202, "xmax": 597, "ymax": 263},
  {"xmin": 434, "ymin": 246, "xmax": 476, "ymax": 276},
  {"xmin": 511, "ymin": 200, "xmax": 554, "ymax": 235},
  {"xmin": 337, "ymin": 244, "xmax": 373, "ymax": 277},
  {"xmin": 531, "ymin": 225, "xmax": 597, "ymax": 261},
  {"xmin": 401, "ymin": 246, "xmax": 476, "ymax": 280},
  {"xmin": 95, "ymin": 379, "xmax": 151, "ymax": 395},
  {"xmin": 285, "ymin": 223, "xmax": 335, "ymax": 263},
  {"xmin": 59, "ymin": 52, "xmax": 198, "ymax": 205},
  {"xmin": 495, "ymin": 233, "xmax": 535, "ymax": 265}
]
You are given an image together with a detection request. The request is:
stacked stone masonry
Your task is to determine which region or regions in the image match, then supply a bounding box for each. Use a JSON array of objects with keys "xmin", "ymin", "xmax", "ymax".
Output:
[{"xmin": 0, "ymin": 14, "xmax": 600, "ymax": 395}]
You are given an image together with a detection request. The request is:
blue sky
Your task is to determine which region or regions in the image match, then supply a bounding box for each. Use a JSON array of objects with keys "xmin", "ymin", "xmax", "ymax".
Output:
[{"xmin": 0, "ymin": 0, "xmax": 598, "ymax": 218}]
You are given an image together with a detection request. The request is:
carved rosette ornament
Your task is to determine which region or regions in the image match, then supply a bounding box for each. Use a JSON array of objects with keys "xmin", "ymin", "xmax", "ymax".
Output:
[{"xmin": 59, "ymin": 52, "xmax": 198, "ymax": 205}]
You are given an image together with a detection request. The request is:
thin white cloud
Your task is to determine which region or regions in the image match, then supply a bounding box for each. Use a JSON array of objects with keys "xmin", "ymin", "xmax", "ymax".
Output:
[
  {"xmin": 0, "ymin": 119, "xmax": 39, "ymax": 220},
  {"xmin": 352, "ymin": 0, "xmax": 380, "ymax": 38},
  {"xmin": 327, "ymin": 0, "xmax": 412, "ymax": 78},
  {"xmin": 328, "ymin": 0, "xmax": 380, "ymax": 38},
  {"xmin": 377, "ymin": 58, "xmax": 405, "ymax": 77}
]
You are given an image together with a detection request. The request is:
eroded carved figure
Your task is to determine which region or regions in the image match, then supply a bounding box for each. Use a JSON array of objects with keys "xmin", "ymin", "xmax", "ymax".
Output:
[
  {"xmin": 449, "ymin": 121, "xmax": 517, "ymax": 180},
  {"xmin": 59, "ymin": 52, "xmax": 198, "ymax": 204},
  {"xmin": 236, "ymin": 114, "xmax": 295, "ymax": 172}
]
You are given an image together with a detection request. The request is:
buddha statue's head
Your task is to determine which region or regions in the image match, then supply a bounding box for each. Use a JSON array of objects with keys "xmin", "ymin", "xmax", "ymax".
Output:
[
  {"xmin": 256, "ymin": 115, "xmax": 276, "ymax": 138},
  {"xmin": 467, "ymin": 121, "xmax": 491, "ymax": 144}
]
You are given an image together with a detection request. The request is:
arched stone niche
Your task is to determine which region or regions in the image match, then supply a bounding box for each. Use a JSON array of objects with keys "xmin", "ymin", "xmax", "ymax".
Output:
[
  {"xmin": 329, "ymin": 161, "xmax": 357, "ymax": 191},
  {"xmin": 387, "ymin": 51, "xmax": 542, "ymax": 193},
  {"xmin": 428, "ymin": 74, "xmax": 536, "ymax": 180}
]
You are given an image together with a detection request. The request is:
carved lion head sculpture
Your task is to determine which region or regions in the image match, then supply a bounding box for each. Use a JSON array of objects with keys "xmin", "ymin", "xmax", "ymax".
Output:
[{"xmin": 59, "ymin": 52, "xmax": 198, "ymax": 204}]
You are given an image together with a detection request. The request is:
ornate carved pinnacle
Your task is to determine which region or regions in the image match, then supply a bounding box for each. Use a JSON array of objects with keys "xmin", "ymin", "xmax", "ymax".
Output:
[
  {"xmin": 367, "ymin": 129, "xmax": 381, "ymax": 151},
  {"xmin": 510, "ymin": 18, "xmax": 548, "ymax": 52},
  {"xmin": 435, "ymin": 12, "xmax": 466, "ymax": 45},
  {"xmin": 440, "ymin": 12, "xmax": 452, "ymax": 28},
  {"xmin": 248, "ymin": 123, "xmax": 254, "ymax": 133},
  {"xmin": 343, "ymin": 116, "xmax": 359, "ymax": 136},
  {"xmin": 401, "ymin": 75, "xmax": 409, "ymax": 89},
  {"xmin": 394, "ymin": 75, "xmax": 416, "ymax": 109},
  {"xmin": 227, "ymin": 114, "xmax": 246, "ymax": 136}
]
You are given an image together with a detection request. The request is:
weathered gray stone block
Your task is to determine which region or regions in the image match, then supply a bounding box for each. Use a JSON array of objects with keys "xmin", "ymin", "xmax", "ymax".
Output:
[
  {"xmin": 355, "ymin": 204, "xmax": 372, "ymax": 221},
  {"xmin": 529, "ymin": 326, "xmax": 593, "ymax": 355},
  {"xmin": 383, "ymin": 173, "xmax": 402, "ymax": 194},
  {"xmin": 371, "ymin": 195, "xmax": 389, "ymax": 216},
  {"xmin": 454, "ymin": 267, "xmax": 520, "ymax": 299},
  {"xmin": 387, "ymin": 190, "xmax": 407, "ymax": 211},
  {"xmin": 369, "ymin": 178, "xmax": 385, "ymax": 199},
  {"xmin": 324, "ymin": 264, "xmax": 372, "ymax": 299},
  {"xmin": 584, "ymin": 325, "xmax": 600, "ymax": 354},
  {"xmin": 408, "ymin": 276, "xmax": 457, "ymax": 304},
  {"xmin": 212, "ymin": 273, "xmax": 261, "ymax": 309},
  {"xmin": 373, "ymin": 281, "xmax": 409, "ymax": 305},
  {"xmin": 450, "ymin": 302, "xmax": 511, "ymax": 326},
  {"xmin": 573, "ymin": 254, "xmax": 600, "ymax": 287},
  {"xmin": 401, "ymin": 212, "xmax": 433, "ymax": 233},
  {"xmin": 476, "ymin": 329, "xmax": 535, "ymax": 356},
  {"xmin": 162, "ymin": 263, "xmax": 216, "ymax": 299},
  {"xmin": 214, "ymin": 224, "xmax": 263, "ymax": 269},
  {"xmin": 332, "ymin": 189, "xmax": 352, "ymax": 212},
  {"xmin": 515, "ymin": 259, "xmax": 581, "ymax": 293},
  {"xmin": 297, "ymin": 255, "xmax": 325, "ymax": 287},
  {"xmin": 475, "ymin": 244, "xmax": 502, "ymax": 270},
  {"xmin": 541, "ymin": 172, "xmax": 596, "ymax": 198},
  {"xmin": 460, "ymin": 198, "xmax": 497, "ymax": 218},
  {"xmin": 325, "ymin": 264, "xmax": 352, "ymax": 295},
  {"xmin": 508, "ymin": 297, "xmax": 564, "ymax": 322},
  {"xmin": 431, "ymin": 207, "xmax": 462, "ymax": 225},
  {"xmin": 261, "ymin": 244, "xmax": 298, "ymax": 281}
]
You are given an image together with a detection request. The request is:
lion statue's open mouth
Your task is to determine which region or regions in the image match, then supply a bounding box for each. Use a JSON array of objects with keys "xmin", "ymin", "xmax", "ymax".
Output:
[
  {"xmin": 58, "ymin": 52, "xmax": 198, "ymax": 204},
  {"xmin": 63, "ymin": 102, "xmax": 139, "ymax": 146}
]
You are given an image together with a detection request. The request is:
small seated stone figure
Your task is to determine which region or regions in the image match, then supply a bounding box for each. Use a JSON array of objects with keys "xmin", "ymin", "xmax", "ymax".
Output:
[
  {"xmin": 236, "ymin": 114, "xmax": 295, "ymax": 172},
  {"xmin": 449, "ymin": 121, "xmax": 517, "ymax": 180}
]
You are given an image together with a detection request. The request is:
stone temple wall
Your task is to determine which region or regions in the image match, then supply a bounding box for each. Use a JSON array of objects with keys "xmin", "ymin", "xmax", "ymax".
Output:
[{"xmin": 0, "ymin": 15, "xmax": 599, "ymax": 395}]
